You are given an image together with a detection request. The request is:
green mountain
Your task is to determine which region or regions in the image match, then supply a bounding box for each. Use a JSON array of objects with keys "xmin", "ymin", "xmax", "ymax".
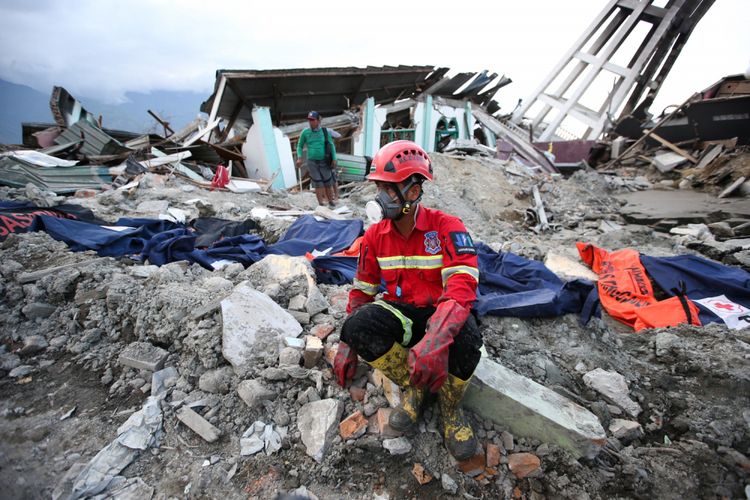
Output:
[{"xmin": 0, "ymin": 79, "xmax": 207, "ymax": 145}]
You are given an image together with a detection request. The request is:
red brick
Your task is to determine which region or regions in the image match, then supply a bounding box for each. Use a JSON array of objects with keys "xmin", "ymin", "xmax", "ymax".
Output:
[
  {"xmin": 458, "ymin": 451, "xmax": 486, "ymax": 477},
  {"xmin": 339, "ymin": 410, "xmax": 368, "ymax": 440},
  {"xmin": 513, "ymin": 486, "xmax": 523, "ymax": 499},
  {"xmin": 375, "ymin": 408, "xmax": 402, "ymax": 438},
  {"xmin": 486, "ymin": 443, "xmax": 501, "ymax": 468},
  {"xmin": 323, "ymin": 344, "xmax": 337, "ymax": 367},
  {"xmin": 508, "ymin": 452, "xmax": 541, "ymax": 479},
  {"xmin": 411, "ymin": 463, "xmax": 433, "ymax": 485},
  {"xmin": 311, "ymin": 323, "xmax": 335, "ymax": 340}
]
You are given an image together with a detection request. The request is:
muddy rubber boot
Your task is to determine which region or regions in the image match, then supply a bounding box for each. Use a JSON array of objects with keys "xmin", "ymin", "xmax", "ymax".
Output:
[
  {"xmin": 367, "ymin": 343, "xmax": 425, "ymax": 431},
  {"xmin": 389, "ymin": 383, "xmax": 426, "ymax": 431},
  {"xmin": 438, "ymin": 373, "xmax": 478, "ymax": 461}
]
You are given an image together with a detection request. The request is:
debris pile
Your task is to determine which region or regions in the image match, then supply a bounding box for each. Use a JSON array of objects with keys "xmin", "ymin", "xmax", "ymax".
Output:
[{"xmin": 1, "ymin": 142, "xmax": 748, "ymax": 499}]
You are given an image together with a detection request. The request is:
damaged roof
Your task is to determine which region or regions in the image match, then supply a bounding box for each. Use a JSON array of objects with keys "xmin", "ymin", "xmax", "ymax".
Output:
[{"xmin": 200, "ymin": 65, "xmax": 509, "ymax": 124}]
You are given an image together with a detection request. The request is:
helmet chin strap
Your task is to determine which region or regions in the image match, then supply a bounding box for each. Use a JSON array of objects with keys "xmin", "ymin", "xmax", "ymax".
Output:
[{"xmin": 391, "ymin": 179, "xmax": 421, "ymax": 220}]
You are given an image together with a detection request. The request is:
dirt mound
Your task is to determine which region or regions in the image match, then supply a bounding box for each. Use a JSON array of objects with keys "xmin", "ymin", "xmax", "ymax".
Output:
[{"xmin": 1, "ymin": 154, "xmax": 748, "ymax": 499}]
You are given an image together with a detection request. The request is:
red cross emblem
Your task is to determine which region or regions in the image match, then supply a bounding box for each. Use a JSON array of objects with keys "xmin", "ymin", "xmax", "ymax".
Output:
[{"xmin": 714, "ymin": 302, "xmax": 736, "ymax": 311}]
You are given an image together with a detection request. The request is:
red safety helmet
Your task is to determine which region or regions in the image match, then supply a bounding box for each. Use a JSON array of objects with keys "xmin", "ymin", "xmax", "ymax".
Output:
[{"xmin": 367, "ymin": 140, "xmax": 433, "ymax": 183}]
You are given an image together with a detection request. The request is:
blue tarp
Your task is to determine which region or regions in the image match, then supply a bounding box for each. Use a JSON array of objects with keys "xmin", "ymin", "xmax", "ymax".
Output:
[
  {"xmin": 640, "ymin": 254, "xmax": 750, "ymax": 325},
  {"xmin": 474, "ymin": 243, "xmax": 595, "ymax": 318},
  {"xmin": 13, "ymin": 207, "xmax": 364, "ymax": 273}
]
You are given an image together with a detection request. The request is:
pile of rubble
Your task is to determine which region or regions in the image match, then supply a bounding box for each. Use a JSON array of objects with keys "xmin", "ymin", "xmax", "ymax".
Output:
[{"xmin": 1, "ymin": 146, "xmax": 748, "ymax": 499}]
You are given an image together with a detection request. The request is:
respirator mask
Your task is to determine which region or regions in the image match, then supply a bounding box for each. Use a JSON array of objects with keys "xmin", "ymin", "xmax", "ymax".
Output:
[{"xmin": 365, "ymin": 179, "xmax": 421, "ymax": 223}]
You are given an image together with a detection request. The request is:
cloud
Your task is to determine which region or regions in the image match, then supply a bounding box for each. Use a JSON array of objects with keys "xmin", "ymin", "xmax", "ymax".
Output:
[{"xmin": 0, "ymin": 0, "xmax": 747, "ymax": 116}]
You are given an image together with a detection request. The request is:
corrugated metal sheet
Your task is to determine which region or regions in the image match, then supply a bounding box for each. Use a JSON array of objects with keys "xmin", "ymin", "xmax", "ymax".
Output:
[
  {"xmin": 0, "ymin": 157, "xmax": 114, "ymax": 193},
  {"xmin": 54, "ymin": 121, "xmax": 130, "ymax": 157}
]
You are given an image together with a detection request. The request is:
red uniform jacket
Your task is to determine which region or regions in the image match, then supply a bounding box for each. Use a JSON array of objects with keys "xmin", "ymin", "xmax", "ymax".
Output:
[{"xmin": 347, "ymin": 206, "xmax": 479, "ymax": 313}]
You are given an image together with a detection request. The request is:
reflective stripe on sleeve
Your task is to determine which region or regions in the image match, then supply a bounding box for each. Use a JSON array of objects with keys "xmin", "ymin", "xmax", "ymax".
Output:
[
  {"xmin": 441, "ymin": 265, "xmax": 480, "ymax": 286},
  {"xmin": 373, "ymin": 300, "xmax": 414, "ymax": 346},
  {"xmin": 353, "ymin": 278, "xmax": 379, "ymax": 296},
  {"xmin": 376, "ymin": 255, "xmax": 443, "ymax": 270}
]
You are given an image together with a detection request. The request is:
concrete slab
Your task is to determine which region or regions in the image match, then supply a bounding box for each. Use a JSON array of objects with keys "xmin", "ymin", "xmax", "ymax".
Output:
[
  {"xmin": 176, "ymin": 406, "xmax": 221, "ymax": 443},
  {"xmin": 221, "ymin": 281, "xmax": 302, "ymax": 370},
  {"xmin": 617, "ymin": 189, "xmax": 750, "ymax": 226},
  {"xmin": 118, "ymin": 342, "xmax": 168, "ymax": 372},
  {"xmin": 464, "ymin": 357, "xmax": 605, "ymax": 459}
]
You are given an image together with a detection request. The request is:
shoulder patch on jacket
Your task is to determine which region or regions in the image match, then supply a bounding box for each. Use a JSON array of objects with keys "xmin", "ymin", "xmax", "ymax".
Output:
[{"xmin": 450, "ymin": 231, "xmax": 476, "ymax": 255}]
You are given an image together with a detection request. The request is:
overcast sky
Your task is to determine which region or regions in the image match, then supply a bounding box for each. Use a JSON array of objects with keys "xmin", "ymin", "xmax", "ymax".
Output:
[{"xmin": 0, "ymin": 0, "xmax": 747, "ymax": 118}]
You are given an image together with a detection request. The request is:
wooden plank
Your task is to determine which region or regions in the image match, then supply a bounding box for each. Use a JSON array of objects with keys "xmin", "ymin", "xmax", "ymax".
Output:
[
  {"xmin": 650, "ymin": 133, "xmax": 698, "ymax": 163},
  {"xmin": 601, "ymin": 92, "xmax": 699, "ymax": 170}
]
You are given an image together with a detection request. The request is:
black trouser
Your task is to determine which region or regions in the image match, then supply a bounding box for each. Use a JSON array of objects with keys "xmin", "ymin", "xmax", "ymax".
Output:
[{"xmin": 340, "ymin": 301, "xmax": 482, "ymax": 381}]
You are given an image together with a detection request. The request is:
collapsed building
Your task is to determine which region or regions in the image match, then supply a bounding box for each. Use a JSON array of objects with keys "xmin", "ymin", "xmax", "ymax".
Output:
[{"xmin": 0, "ymin": 0, "xmax": 749, "ymax": 499}]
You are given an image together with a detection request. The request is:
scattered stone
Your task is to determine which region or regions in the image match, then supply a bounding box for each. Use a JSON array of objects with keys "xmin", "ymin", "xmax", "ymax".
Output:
[
  {"xmin": 339, "ymin": 411, "xmax": 368, "ymax": 440},
  {"xmin": 375, "ymin": 408, "xmax": 402, "ymax": 438},
  {"xmin": 373, "ymin": 370, "xmax": 402, "ymax": 408},
  {"xmin": 486, "ymin": 443, "xmax": 501, "ymax": 468},
  {"xmin": 609, "ymin": 419, "xmax": 644, "ymax": 442},
  {"xmin": 118, "ymin": 342, "xmax": 168, "ymax": 372},
  {"xmin": 303, "ymin": 335, "xmax": 323, "ymax": 368},
  {"xmin": 22, "ymin": 302, "xmax": 56, "ymax": 319},
  {"xmin": 508, "ymin": 452, "xmax": 541, "ymax": 479},
  {"xmin": 287, "ymin": 310, "xmax": 311, "ymax": 325},
  {"xmin": 0, "ymin": 352, "xmax": 21, "ymax": 371},
  {"xmin": 198, "ymin": 366, "xmax": 233, "ymax": 394},
  {"xmin": 583, "ymin": 368, "xmax": 642, "ymax": 417},
  {"xmin": 311, "ymin": 323, "xmax": 335, "ymax": 340},
  {"xmin": 297, "ymin": 399, "xmax": 344, "ymax": 463},
  {"xmin": 411, "ymin": 463, "xmax": 433, "ymax": 485},
  {"xmin": 17, "ymin": 335, "xmax": 48, "ymax": 356},
  {"xmin": 383, "ymin": 437, "xmax": 412, "ymax": 455},
  {"xmin": 441, "ymin": 474, "xmax": 458, "ymax": 494},
  {"xmin": 502, "ymin": 431, "xmax": 514, "ymax": 452},
  {"xmin": 237, "ymin": 379, "xmax": 277, "ymax": 409},
  {"xmin": 9, "ymin": 365, "xmax": 33, "ymax": 378},
  {"xmin": 288, "ymin": 294, "xmax": 307, "ymax": 312},
  {"xmin": 279, "ymin": 347, "xmax": 302, "ymax": 366},
  {"xmin": 176, "ymin": 406, "xmax": 221, "ymax": 443},
  {"xmin": 458, "ymin": 452, "xmax": 486, "ymax": 477},
  {"xmin": 261, "ymin": 367, "xmax": 288, "ymax": 381}
]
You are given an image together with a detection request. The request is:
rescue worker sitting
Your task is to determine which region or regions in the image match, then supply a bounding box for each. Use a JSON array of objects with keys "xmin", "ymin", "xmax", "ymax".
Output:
[{"xmin": 334, "ymin": 140, "xmax": 482, "ymax": 461}]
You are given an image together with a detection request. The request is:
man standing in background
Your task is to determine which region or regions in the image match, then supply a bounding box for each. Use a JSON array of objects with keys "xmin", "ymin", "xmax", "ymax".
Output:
[{"xmin": 296, "ymin": 111, "xmax": 338, "ymax": 207}]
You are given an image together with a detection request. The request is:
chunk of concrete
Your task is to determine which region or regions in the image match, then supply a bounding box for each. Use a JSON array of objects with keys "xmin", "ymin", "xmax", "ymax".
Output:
[
  {"xmin": 237, "ymin": 379, "xmax": 277, "ymax": 409},
  {"xmin": 609, "ymin": 418, "xmax": 643, "ymax": 442},
  {"xmin": 175, "ymin": 406, "xmax": 220, "ymax": 443},
  {"xmin": 372, "ymin": 370, "xmax": 402, "ymax": 408},
  {"xmin": 118, "ymin": 342, "xmax": 168, "ymax": 372},
  {"xmin": 544, "ymin": 251, "xmax": 598, "ymax": 282},
  {"xmin": 221, "ymin": 281, "xmax": 302, "ymax": 370},
  {"xmin": 303, "ymin": 335, "xmax": 323, "ymax": 368},
  {"xmin": 297, "ymin": 399, "xmax": 344, "ymax": 463},
  {"xmin": 463, "ymin": 357, "xmax": 606, "ymax": 459},
  {"xmin": 651, "ymin": 152, "xmax": 686, "ymax": 173},
  {"xmin": 383, "ymin": 437, "xmax": 412, "ymax": 455},
  {"xmin": 22, "ymin": 302, "xmax": 56, "ymax": 319},
  {"xmin": 582, "ymin": 368, "xmax": 642, "ymax": 417},
  {"xmin": 198, "ymin": 366, "xmax": 234, "ymax": 394}
]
